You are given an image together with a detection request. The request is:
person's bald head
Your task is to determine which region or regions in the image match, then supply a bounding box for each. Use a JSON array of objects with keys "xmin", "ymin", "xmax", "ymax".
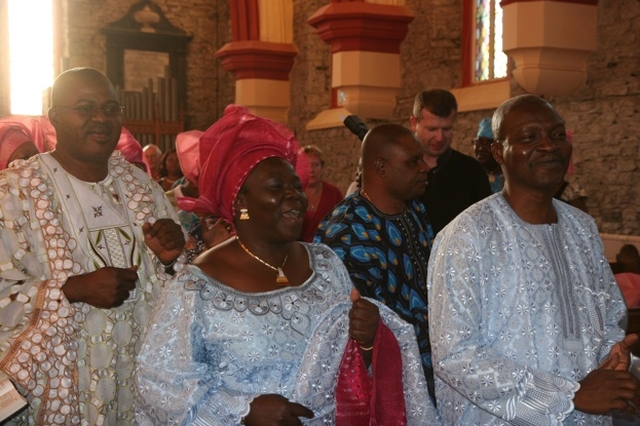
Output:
[
  {"xmin": 50, "ymin": 68, "xmax": 116, "ymax": 107},
  {"xmin": 361, "ymin": 123, "xmax": 428, "ymax": 205},
  {"xmin": 362, "ymin": 123, "xmax": 416, "ymax": 166},
  {"xmin": 491, "ymin": 94, "xmax": 561, "ymax": 143}
]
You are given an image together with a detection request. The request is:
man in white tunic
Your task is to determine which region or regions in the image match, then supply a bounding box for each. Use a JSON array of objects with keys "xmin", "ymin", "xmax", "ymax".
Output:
[
  {"xmin": 0, "ymin": 68, "xmax": 185, "ymax": 425},
  {"xmin": 428, "ymin": 94, "xmax": 640, "ymax": 425}
]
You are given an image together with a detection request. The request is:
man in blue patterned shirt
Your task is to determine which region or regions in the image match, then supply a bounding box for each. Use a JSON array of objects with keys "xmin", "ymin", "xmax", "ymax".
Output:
[{"xmin": 315, "ymin": 123, "xmax": 436, "ymax": 399}]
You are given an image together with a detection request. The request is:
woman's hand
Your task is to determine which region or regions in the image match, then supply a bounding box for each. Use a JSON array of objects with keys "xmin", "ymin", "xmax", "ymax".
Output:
[
  {"xmin": 348, "ymin": 289, "xmax": 379, "ymax": 349},
  {"xmin": 201, "ymin": 216, "xmax": 232, "ymax": 249},
  {"xmin": 142, "ymin": 219, "xmax": 185, "ymax": 264},
  {"xmin": 243, "ymin": 394, "xmax": 314, "ymax": 425}
]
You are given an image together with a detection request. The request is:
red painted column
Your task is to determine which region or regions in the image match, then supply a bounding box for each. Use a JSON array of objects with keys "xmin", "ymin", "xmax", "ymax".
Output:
[
  {"xmin": 307, "ymin": 2, "xmax": 414, "ymax": 124},
  {"xmin": 215, "ymin": 0, "xmax": 297, "ymax": 123}
]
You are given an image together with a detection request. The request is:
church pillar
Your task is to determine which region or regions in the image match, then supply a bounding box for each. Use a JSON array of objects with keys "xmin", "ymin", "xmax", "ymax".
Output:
[
  {"xmin": 216, "ymin": 0, "xmax": 295, "ymax": 123},
  {"xmin": 501, "ymin": 0, "xmax": 599, "ymax": 97},
  {"xmin": 306, "ymin": 0, "xmax": 414, "ymax": 129}
]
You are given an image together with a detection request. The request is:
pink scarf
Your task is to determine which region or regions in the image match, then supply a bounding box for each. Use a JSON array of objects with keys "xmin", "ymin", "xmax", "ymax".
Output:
[{"xmin": 336, "ymin": 319, "xmax": 407, "ymax": 425}]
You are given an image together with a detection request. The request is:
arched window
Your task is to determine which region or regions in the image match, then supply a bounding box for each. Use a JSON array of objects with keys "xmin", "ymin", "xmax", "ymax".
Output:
[{"xmin": 462, "ymin": 0, "xmax": 508, "ymax": 86}]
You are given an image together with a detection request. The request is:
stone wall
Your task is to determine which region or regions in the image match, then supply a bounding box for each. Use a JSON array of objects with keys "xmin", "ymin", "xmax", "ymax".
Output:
[
  {"xmin": 289, "ymin": 0, "xmax": 640, "ymax": 235},
  {"xmin": 64, "ymin": 0, "xmax": 234, "ymax": 131},
  {"xmin": 2, "ymin": 0, "xmax": 638, "ymax": 234}
]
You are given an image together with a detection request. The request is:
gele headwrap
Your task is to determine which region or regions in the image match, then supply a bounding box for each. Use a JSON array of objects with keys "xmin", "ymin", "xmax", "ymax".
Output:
[
  {"xmin": 0, "ymin": 123, "xmax": 33, "ymax": 169},
  {"xmin": 115, "ymin": 127, "xmax": 144, "ymax": 165},
  {"xmin": 0, "ymin": 115, "xmax": 56, "ymax": 153},
  {"xmin": 175, "ymin": 129, "xmax": 203, "ymax": 185},
  {"xmin": 178, "ymin": 104, "xmax": 309, "ymax": 224}
]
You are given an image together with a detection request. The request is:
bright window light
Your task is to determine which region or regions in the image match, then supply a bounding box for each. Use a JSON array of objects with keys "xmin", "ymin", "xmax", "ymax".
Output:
[{"xmin": 8, "ymin": 0, "xmax": 54, "ymax": 115}]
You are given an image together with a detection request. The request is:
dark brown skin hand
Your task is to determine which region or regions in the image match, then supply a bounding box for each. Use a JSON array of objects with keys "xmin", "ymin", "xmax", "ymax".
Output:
[
  {"xmin": 142, "ymin": 219, "xmax": 185, "ymax": 265},
  {"xmin": 62, "ymin": 266, "xmax": 138, "ymax": 308},
  {"xmin": 601, "ymin": 333, "xmax": 638, "ymax": 371},
  {"xmin": 575, "ymin": 334, "xmax": 640, "ymax": 416},
  {"xmin": 243, "ymin": 394, "xmax": 314, "ymax": 425},
  {"xmin": 201, "ymin": 216, "xmax": 232, "ymax": 249},
  {"xmin": 349, "ymin": 289, "xmax": 379, "ymax": 365}
]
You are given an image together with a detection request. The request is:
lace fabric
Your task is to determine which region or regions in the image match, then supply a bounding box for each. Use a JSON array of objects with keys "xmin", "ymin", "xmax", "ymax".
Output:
[{"xmin": 336, "ymin": 319, "xmax": 407, "ymax": 426}]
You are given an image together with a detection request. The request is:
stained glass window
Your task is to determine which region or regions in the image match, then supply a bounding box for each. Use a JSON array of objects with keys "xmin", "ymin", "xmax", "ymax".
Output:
[{"xmin": 474, "ymin": 0, "xmax": 507, "ymax": 82}]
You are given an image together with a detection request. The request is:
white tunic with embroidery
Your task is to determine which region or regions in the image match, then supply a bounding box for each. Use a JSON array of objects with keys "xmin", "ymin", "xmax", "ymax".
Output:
[
  {"xmin": 428, "ymin": 193, "xmax": 626, "ymax": 425},
  {"xmin": 0, "ymin": 151, "xmax": 184, "ymax": 425}
]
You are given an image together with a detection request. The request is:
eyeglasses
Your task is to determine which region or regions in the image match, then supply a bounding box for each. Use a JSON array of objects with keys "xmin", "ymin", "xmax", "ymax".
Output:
[{"xmin": 55, "ymin": 103, "xmax": 125, "ymax": 118}]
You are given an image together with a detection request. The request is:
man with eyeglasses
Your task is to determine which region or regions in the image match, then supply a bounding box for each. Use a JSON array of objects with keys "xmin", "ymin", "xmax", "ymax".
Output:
[
  {"xmin": 410, "ymin": 89, "xmax": 491, "ymax": 235},
  {"xmin": 472, "ymin": 117, "xmax": 504, "ymax": 194},
  {"xmin": 0, "ymin": 67, "xmax": 186, "ymax": 425}
]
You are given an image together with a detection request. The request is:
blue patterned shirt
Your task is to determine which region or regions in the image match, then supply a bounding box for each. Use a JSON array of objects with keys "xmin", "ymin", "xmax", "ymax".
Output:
[{"xmin": 314, "ymin": 191, "xmax": 435, "ymax": 396}]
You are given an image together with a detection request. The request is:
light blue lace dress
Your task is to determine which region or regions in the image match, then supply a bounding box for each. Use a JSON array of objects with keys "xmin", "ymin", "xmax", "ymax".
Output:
[{"xmin": 135, "ymin": 243, "xmax": 440, "ymax": 425}]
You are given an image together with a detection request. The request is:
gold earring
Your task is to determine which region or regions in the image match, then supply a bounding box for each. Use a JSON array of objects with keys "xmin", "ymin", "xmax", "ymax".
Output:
[{"xmin": 240, "ymin": 208, "xmax": 250, "ymax": 220}]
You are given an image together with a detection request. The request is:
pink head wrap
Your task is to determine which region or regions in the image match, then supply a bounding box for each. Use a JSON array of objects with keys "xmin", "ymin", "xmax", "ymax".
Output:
[
  {"xmin": 115, "ymin": 127, "xmax": 144, "ymax": 165},
  {"xmin": 175, "ymin": 130, "xmax": 203, "ymax": 185},
  {"xmin": 0, "ymin": 115, "xmax": 56, "ymax": 153},
  {"xmin": 178, "ymin": 105, "xmax": 309, "ymax": 224},
  {"xmin": 0, "ymin": 123, "xmax": 33, "ymax": 169}
]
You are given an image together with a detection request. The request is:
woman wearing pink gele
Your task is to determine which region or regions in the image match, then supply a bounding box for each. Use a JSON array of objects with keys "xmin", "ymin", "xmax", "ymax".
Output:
[
  {"xmin": 0, "ymin": 122, "xmax": 40, "ymax": 169},
  {"xmin": 134, "ymin": 105, "xmax": 439, "ymax": 426}
]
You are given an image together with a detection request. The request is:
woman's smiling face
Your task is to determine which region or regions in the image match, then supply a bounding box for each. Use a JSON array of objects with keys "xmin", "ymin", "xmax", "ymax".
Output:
[{"xmin": 236, "ymin": 157, "xmax": 308, "ymax": 242}]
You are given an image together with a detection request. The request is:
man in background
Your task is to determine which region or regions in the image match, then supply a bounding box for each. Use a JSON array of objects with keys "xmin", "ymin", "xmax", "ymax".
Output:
[
  {"xmin": 315, "ymin": 123, "xmax": 436, "ymax": 399},
  {"xmin": 410, "ymin": 89, "xmax": 491, "ymax": 235},
  {"xmin": 473, "ymin": 117, "xmax": 504, "ymax": 193},
  {"xmin": 143, "ymin": 143, "xmax": 163, "ymax": 180}
]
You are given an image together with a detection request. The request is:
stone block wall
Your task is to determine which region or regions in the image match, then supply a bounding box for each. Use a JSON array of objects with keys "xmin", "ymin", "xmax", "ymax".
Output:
[
  {"xmin": 1, "ymin": 0, "xmax": 638, "ymax": 234},
  {"xmin": 288, "ymin": 0, "xmax": 640, "ymax": 235}
]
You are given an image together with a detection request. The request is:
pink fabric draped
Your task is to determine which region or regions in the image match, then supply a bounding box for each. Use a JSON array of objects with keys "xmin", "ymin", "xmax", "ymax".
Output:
[
  {"xmin": 175, "ymin": 129, "xmax": 203, "ymax": 185},
  {"xmin": 115, "ymin": 127, "xmax": 144, "ymax": 165},
  {"xmin": 336, "ymin": 319, "xmax": 407, "ymax": 425},
  {"xmin": 0, "ymin": 123, "xmax": 32, "ymax": 169},
  {"xmin": 0, "ymin": 115, "xmax": 56, "ymax": 153},
  {"xmin": 616, "ymin": 272, "xmax": 640, "ymax": 308}
]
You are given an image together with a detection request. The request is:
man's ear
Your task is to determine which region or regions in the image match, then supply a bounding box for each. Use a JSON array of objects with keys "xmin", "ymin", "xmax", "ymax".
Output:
[
  {"xmin": 491, "ymin": 141, "xmax": 505, "ymax": 165},
  {"xmin": 48, "ymin": 107, "xmax": 59, "ymax": 127},
  {"xmin": 409, "ymin": 116, "xmax": 418, "ymax": 133},
  {"xmin": 373, "ymin": 158, "xmax": 386, "ymax": 178}
]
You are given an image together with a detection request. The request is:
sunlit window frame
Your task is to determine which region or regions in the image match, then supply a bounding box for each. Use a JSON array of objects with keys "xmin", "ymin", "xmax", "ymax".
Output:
[
  {"xmin": 2, "ymin": 0, "xmax": 62, "ymax": 116},
  {"xmin": 461, "ymin": 0, "xmax": 509, "ymax": 87}
]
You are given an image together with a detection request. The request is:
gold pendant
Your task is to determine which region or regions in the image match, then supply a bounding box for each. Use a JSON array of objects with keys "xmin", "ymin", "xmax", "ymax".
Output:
[{"xmin": 276, "ymin": 268, "xmax": 289, "ymax": 284}]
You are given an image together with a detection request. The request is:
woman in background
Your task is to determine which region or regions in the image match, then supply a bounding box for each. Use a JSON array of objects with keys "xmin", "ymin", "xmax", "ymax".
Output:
[
  {"xmin": 299, "ymin": 144, "xmax": 343, "ymax": 242},
  {"xmin": 0, "ymin": 122, "xmax": 40, "ymax": 169},
  {"xmin": 157, "ymin": 148, "xmax": 183, "ymax": 191}
]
